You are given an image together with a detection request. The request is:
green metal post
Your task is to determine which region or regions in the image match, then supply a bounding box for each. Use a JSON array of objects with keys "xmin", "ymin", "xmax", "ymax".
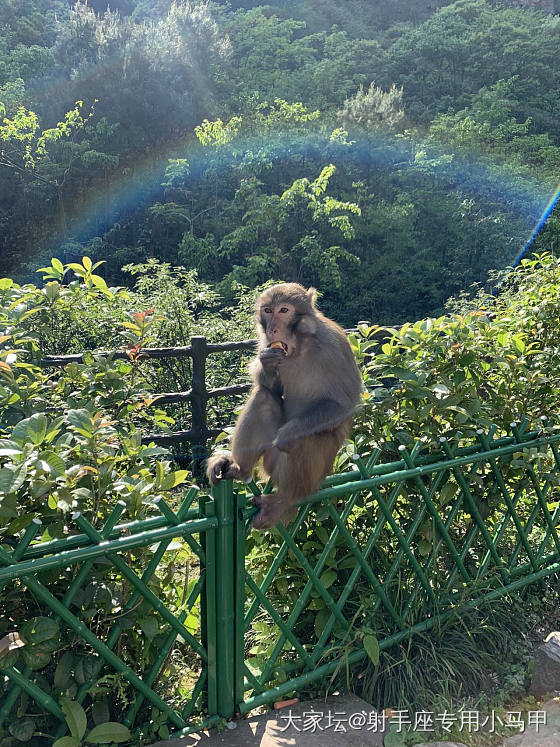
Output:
[
  {"xmin": 202, "ymin": 493, "xmax": 218, "ymax": 717},
  {"xmin": 234, "ymin": 490, "xmax": 247, "ymax": 712},
  {"xmin": 213, "ymin": 479, "xmax": 236, "ymax": 719}
]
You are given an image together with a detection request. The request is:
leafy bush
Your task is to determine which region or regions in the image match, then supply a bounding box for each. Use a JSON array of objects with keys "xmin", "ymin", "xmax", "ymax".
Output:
[
  {"xmin": 353, "ymin": 253, "xmax": 560, "ymax": 456},
  {"xmin": 0, "ymin": 259, "xmax": 205, "ymax": 745},
  {"xmin": 2, "ymin": 253, "xmax": 560, "ymax": 743}
]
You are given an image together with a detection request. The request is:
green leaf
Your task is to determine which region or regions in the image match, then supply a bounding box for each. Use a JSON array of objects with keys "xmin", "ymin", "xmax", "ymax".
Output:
[
  {"xmin": 45, "ymin": 281, "xmax": 61, "ymax": 301},
  {"xmin": 0, "ymin": 494, "xmax": 18, "ymax": 521},
  {"xmin": 9, "ymin": 717, "xmax": 35, "ymax": 741},
  {"xmin": 22, "ymin": 647, "xmax": 51, "ymax": 670},
  {"xmin": 418, "ymin": 538, "xmax": 432, "ymax": 557},
  {"xmin": 185, "ymin": 613, "xmax": 198, "ymax": 633},
  {"xmin": 26, "ymin": 413, "xmax": 48, "ymax": 444},
  {"xmin": 161, "ymin": 470, "xmax": 189, "ymax": 490},
  {"xmin": 440, "ymin": 482, "xmax": 457, "ymax": 506},
  {"xmin": 60, "ymin": 696, "xmax": 87, "ymax": 741},
  {"xmin": 74, "ymin": 654, "xmax": 101, "ymax": 685},
  {"xmin": 86, "ymin": 722, "xmax": 132, "ymax": 743},
  {"xmin": 138, "ymin": 616, "xmax": 159, "ymax": 640},
  {"xmin": 67, "ymin": 263, "xmax": 86, "ymax": 277},
  {"xmin": 0, "ymin": 464, "xmax": 27, "ymax": 493},
  {"xmin": 0, "ymin": 439, "xmax": 24, "ymax": 457},
  {"xmin": 52, "ymin": 258, "xmax": 64, "ymax": 273},
  {"xmin": 0, "ymin": 277, "xmax": 14, "ymax": 290},
  {"xmin": 67, "ymin": 409, "xmax": 94, "ymax": 436},
  {"xmin": 318, "ymin": 570, "xmax": 337, "ymax": 589},
  {"xmin": 314, "ymin": 607, "xmax": 330, "ymax": 639},
  {"xmin": 34, "ymin": 634, "xmax": 61, "ymax": 653},
  {"xmin": 21, "ymin": 617, "xmax": 59, "ymax": 645},
  {"xmin": 90, "ymin": 274, "xmax": 107, "ymax": 291},
  {"xmin": 363, "ymin": 634, "xmax": 380, "ymax": 666},
  {"xmin": 54, "ymin": 651, "xmax": 74, "ymax": 689},
  {"xmin": 91, "ymin": 700, "xmax": 110, "ymax": 726},
  {"xmin": 38, "ymin": 450, "xmax": 66, "ymax": 476},
  {"xmin": 53, "ymin": 738, "xmax": 81, "ymax": 747}
]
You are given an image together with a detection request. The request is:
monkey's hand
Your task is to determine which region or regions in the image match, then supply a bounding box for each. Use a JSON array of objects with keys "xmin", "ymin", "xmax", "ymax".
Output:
[
  {"xmin": 258, "ymin": 346, "xmax": 285, "ymax": 377},
  {"xmin": 206, "ymin": 454, "xmax": 242, "ymax": 485}
]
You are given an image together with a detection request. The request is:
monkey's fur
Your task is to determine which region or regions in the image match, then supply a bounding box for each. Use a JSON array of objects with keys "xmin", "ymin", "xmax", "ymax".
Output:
[{"xmin": 206, "ymin": 283, "xmax": 362, "ymax": 529}]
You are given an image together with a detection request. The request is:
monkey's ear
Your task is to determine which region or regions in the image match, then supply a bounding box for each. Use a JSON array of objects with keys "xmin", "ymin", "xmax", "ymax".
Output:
[{"xmin": 306, "ymin": 287, "xmax": 317, "ymax": 306}]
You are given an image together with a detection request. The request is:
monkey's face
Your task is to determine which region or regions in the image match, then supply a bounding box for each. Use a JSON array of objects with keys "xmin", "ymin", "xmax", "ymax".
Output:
[{"xmin": 260, "ymin": 302, "xmax": 298, "ymax": 354}]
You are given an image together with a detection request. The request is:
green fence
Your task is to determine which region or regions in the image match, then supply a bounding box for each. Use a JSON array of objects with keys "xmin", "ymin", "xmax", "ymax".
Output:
[{"xmin": 1, "ymin": 420, "xmax": 560, "ymax": 741}]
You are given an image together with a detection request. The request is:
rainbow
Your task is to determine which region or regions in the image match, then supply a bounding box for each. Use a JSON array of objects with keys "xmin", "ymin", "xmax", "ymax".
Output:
[
  {"xmin": 509, "ymin": 180, "xmax": 560, "ymax": 269},
  {"xmin": 26, "ymin": 127, "xmax": 559, "ymax": 290}
]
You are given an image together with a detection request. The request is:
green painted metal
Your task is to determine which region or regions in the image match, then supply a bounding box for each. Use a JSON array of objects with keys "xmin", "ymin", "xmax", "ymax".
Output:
[
  {"xmin": 1, "ymin": 423, "xmax": 559, "ymax": 740},
  {"xmin": 213, "ymin": 479, "xmax": 237, "ymax": 718},
  {"xmin": 235, "ymin": 425, "xmax": 560, "ymax": 715},
  {"xmin": 0, "ymin": 485, "xmax": 213, "ymax": 739}
]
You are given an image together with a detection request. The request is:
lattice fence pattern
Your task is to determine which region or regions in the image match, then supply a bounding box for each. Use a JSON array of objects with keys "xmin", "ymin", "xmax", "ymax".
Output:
[
  {"xmin": 0, "ymin": 487, "xmax": 221, "ymax": 740},
  {"xmin": 236, "ymin": 421, "xmax": 560, "ymax": 714},
  {"xmin": 1, "ymin": 421, "xmax": 559, "ymax": 739}
]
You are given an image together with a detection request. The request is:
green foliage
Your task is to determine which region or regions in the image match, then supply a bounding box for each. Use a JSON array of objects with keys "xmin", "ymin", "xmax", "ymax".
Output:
[
  {"xmin": 353, "ymin": 254, "xmax": 560, "ymax": 454},
  {"xmin": 1, "ymin": 0, "xmax": 559, "ymax": 324},
  {"xmin": 0, "ymin": 257, "xmax": 211, "ymax": 743},
  {"xmin": 52, "ymin": 697, "xmax": 131, "ymax": 745},
  {"xmin": 340, "ymin": 82, "xmax": 406, "ymax": 132},
  {"xmin": 195, "ymin": 116, "xmax": 242, "ymax": 148},
  {"xmin": 382, "ymin": 0, "xmax": 560, "ymax": 134}
]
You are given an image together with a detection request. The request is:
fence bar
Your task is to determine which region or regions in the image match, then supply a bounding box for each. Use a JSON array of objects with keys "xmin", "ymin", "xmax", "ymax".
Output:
[
  {"xmin": 0, "ymin": 517, "xmax": 216, "ymax": 583},
  {"xmin": 41, "ymin": 345, "xmax": 194, "ymax": 365},
  {"xmin": 20, "ymin": 507, "xmax": 200, "ymax": 559},
  {"xmin": 202, "ymin": 495, "xmax": 218, "ymax": 717},
  {"xmin": 213, "ymin": 480, "xmax": 237, "ymax": 718},
  {"xmin": 235, "ymin": 491, "xmax": 248, "ymax": 710},
  {"xmin": 190, "ymin": 336, "xmax": 208, "ymax": 475}
]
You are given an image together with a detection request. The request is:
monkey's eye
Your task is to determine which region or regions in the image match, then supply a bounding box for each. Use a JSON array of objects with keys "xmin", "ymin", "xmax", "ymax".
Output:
[
  {"xmin": 263, "ymin": 307, "xmax": 273, "ymax": 314},
  {"xmin": 279, "ymin": 307, "xmax": 289, "ymax": 313}
]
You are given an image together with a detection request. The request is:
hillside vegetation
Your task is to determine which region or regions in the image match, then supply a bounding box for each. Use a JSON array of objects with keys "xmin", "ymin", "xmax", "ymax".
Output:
[{"xmin": 1, "ymin": 0, "xmax": 559, "ymax": 323}]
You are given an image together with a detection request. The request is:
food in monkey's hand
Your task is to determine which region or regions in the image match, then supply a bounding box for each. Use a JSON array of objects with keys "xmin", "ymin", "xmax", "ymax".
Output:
[{"xmin": 268, "ymin": 341, "xmax": 288, "ymax": 353}]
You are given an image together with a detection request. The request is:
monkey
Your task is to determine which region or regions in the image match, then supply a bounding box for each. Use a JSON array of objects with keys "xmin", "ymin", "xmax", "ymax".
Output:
[{"xmin": 206, "ymin": 283, "xmax": 362, "ymax": 530}]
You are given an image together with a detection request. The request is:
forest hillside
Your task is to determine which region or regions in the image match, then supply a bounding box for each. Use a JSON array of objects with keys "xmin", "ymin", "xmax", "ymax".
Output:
[{"xmin": 1, "ymin": 0, "xmax": 559, "ymax": 324}]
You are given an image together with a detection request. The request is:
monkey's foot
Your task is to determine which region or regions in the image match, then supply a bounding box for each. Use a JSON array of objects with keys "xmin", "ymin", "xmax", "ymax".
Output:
[
  {"xmin": 206, "ymin": 454, "xmax": 242, "ymax": 485},
  {"xmin": 251, "ymin": 495, "xmax": 297, "ymax": 530}
]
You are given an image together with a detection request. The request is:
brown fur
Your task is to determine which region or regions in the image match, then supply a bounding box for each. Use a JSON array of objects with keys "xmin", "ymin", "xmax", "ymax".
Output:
[{"xmin": 206, "ymin": 283, "xmax": 362, "ymax": 529}]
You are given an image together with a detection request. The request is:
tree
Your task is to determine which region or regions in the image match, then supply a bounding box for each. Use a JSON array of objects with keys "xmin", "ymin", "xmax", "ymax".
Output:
[
  {"xmin": 49, "ymin": 1, "xmax": 229, "ymax": 153},
  {"xmin": 339, "ymin": 81, "xmax": 406, "ymax": 133},
  {"xmin": 0, "ymin": 99, "xmax": 117, "ymax": 265},
  {"xmin": 381, "ymin": 0, "xmax": 560, "ymax": 137}
]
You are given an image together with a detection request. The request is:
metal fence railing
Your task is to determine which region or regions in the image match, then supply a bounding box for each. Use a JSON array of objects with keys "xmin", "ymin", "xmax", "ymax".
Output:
[
  {"xmin": 1, "ymin": 419, "xmax": 559, "ymax": 740},
  {"xmin": 41, "ymin": 330, "xmax": 365, "ymax": 475},
  {"xmin": 41, "ymin": 336, "xmax": 258, "ymax": 476}
]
